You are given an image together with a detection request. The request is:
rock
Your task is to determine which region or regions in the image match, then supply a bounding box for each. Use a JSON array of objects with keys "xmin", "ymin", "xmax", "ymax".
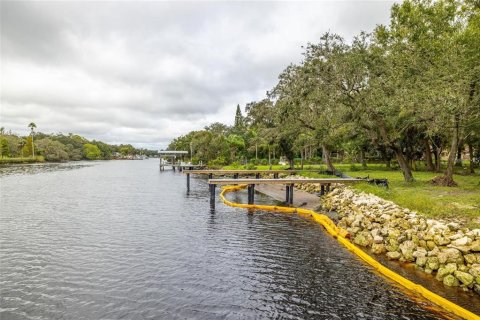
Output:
[
  {"xmin": 459, "ymin": 265, "xmax": 469, "ymax": 272},
  {"xmin": 426, "ymin": 257, "xmax": 440, "ymax": 271},
  {"xmin": 373, "ymin": 235, "xmax": 384, "ymax": 244},
  {"xmin": 449, "ymin": 233, "xmax": 464, "ymax": 241},
  {"xmin": 465, "ymin": 254, "xmax": 477, "ymax": 265},
  {"xmin": 434, "ymin": 235, "xmax": 450, "ymax": 246},
  {"xmin": 443, "ymin": 274, "xmax": 459, "ymax": 287},
  {"xmin": 371, "ymin": 243, "xmax": 386, "ymax": 255},
  {"xmin": 451, "ymin": 236, "xmax": 471, "ymax": 247},
  {"xmin": 413, "ymin": 248, "xmax": 427, "ymax": 258},
  {"xmin": 469, "ymin": 264, "xmax": 480, "ymax": 277},
  {"xmin": 399, "ymin": 240, "xmax": 417, "ymax": 262},
  {"xmin": 471, "ymin": 240, "xmax": 480, "ymax": 252},
  {"xmin": 427, "ymin": 246, "xmax": 440, "ymax": 257},
  {"xmin": 416, "ymin": 257, "xmax": 427, "ymax": 267},
  {"xmin": 426, "ymin": 241, "xmax": 437, "ymax": 251},
  {"xmin": 454, "ymin": 271, "xmax": 474, "ymax": 286},
  {"xmin": 418, "ymin": 240, "xmax": 427, "ymax": 249},
  {"xmin": 411, "ymin": 234, "xmax": 420, "ymax": 245},
  {"xmin": 438, "ymin": 248, "xmax": 463, "ymax": 264},
  {"xmin": 371, "ymin": 228, "xmax": 380, "ymax": 238},
  {"xmin": 387, "ymin": 251, "xmax": 402, "ymax": 260},
  {"xmin": 353, "ymin": 231, "xmax": 373, "ymax": 247},
  {"xmin": 388, "ymin": 229, "xmax": 401, "ymax": 239},
  {"xmin": 386, "ymin": 238, "xmax": 399, "ymax": 252},
  {"xmin": 436, "ymin": 263, "xmax": 457, "ymax": 281},
  {"xmin": 447, "ymin": 222, "xmax": 460, "ymax": 232}
]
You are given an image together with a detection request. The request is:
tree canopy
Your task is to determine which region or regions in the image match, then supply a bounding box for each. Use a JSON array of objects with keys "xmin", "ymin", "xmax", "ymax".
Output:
[{"xmin": 168, "ymin": 0, "xmax": 480, "ymax": 183}]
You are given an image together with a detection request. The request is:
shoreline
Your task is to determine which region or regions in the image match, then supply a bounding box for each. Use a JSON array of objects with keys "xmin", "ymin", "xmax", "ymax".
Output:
[
  {"xmin": 223, "ymin": 184, "xmax": 480, "ymax": 319},
  {"xmin": 250, "ymin": 182, "xmax": 480, "ymax": 316}
]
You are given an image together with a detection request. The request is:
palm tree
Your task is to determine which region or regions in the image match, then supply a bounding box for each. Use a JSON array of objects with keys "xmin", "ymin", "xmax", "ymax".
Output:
[{"xmin": 28, "ymin": 122, "xmax": 36, "ymax": 157}]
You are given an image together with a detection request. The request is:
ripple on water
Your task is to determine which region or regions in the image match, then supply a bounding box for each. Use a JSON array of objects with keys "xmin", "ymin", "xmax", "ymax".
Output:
[{"xmin": 0, "ymin": 160, "xmax": 464, "ymax": 319}]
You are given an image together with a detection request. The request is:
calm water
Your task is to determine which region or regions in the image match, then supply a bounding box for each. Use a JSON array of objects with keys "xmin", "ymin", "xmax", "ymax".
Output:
[{"xmin": 0, "ymin": 160, "xmax": 458, "ymax": 319}]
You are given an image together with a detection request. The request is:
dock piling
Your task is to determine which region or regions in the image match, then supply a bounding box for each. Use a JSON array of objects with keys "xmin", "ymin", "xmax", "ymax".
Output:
[
  {"xmin": 247, "ymin": 184, "xmax": 255, "ymax": 204},
  {"xmin": 289, "ymin": 183, "xmax": 294, "ymax": 204},
  {"xmin": 209, "ymin": 184, "xmax": 216, "ymax": 202},
  {"xmin": 186, "ymin": 173, "xmax": 190, "ymax": 191}
]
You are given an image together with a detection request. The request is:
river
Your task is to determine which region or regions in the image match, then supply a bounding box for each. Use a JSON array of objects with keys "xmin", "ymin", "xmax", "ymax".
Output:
[{"xmin": 0, "ymin": 159, "xmax": 462, "ymax": 319}]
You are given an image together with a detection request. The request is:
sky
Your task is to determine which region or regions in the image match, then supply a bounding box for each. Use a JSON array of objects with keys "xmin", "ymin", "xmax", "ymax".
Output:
[{"xmin": 1, "ymin": 1, "xmax": 395, "ymax": 150}]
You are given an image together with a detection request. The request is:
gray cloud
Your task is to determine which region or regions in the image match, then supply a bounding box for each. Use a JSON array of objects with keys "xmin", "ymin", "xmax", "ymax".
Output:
[{"xmin": 1, "ymin": 1, "xmax": 394, "ymax": 149}]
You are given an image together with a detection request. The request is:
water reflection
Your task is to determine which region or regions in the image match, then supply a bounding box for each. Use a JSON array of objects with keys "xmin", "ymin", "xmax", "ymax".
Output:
[{"xmin": 0, "ymin": 160, "xmax": 467, "ymax": 319}]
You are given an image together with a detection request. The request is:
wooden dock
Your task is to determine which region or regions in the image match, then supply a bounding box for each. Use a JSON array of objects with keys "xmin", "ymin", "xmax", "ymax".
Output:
[
  {"xmin": 172, "ymin": 164, "xmax": 206, "ymax": 172},
  {"xmin": 207, "ymin": 177, "xmax": 362, "ymax": 205},
  {"xmin": 208, "ymin": 178, "xmax": 360, "ymax": 185}
]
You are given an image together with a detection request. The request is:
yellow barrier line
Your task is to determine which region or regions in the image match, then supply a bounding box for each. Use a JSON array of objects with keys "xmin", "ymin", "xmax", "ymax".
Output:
[{"xmin": 219, "ymin": 185, "xmax": 480, "ymax": 320}]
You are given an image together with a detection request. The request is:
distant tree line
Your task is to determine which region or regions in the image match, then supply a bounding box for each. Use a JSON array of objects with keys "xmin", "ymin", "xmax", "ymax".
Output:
[
  {"xmin": 168, "ymin": 0, "xmax": 480, "ymax": 185},
  {"xmin": 0, "ymin": 125, "xmax": 158, "ymax": 162}
]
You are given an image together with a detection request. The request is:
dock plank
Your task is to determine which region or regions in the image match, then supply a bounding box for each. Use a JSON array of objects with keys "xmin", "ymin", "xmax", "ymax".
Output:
[{"xmin": 208, "ymin": 178, "xmax": 361, "ymax": 185}]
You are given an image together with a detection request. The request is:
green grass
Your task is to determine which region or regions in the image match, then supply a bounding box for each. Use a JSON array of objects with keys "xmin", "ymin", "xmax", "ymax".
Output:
[
  {"xmin": 221, "ymin": 162, "xmax": 480, "ymax": 226},
  {"xmin": 0, "ymin": 156, "xmax": 45, "ymax": 164},
  {"xmin": 342, "ymin": 167, "xmax": 480, "ymax": 226}
]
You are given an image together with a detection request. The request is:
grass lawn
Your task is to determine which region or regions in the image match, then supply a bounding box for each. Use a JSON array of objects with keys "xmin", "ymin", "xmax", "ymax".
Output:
[{"xmin": 222, "ymin": 163, "xmax": 480, "ymax": 227}]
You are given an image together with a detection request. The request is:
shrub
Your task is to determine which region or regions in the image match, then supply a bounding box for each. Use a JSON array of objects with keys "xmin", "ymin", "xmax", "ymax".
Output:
[
  {"xmin": 208, "ymin": 156, "xmax": 227, "ymax": 167},
  {"xmin": 244, "ymin": 163, "xmax": 257, "ymax": 170}
]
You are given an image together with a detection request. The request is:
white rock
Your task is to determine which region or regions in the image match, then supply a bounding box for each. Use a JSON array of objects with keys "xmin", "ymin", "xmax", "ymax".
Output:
[
  {"xmin": 373, "ymin": 235, "xmax": 384, "ymax": 244},
  {"xmin": 451, "ymin": 236, "xmax": 471, "ymax": 247}
]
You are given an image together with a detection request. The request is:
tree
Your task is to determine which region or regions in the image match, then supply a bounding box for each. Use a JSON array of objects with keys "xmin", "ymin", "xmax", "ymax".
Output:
[
  {"xmin": 36, "ymin": 138, "xmax": 69, "ymax": 161},
  {"xmin": 83, "ymin": 143, "xmax": 102, "ymax": 160},
  {"xmin": 233, "ymin": 104, "xmax": 245, "ymax": 135},
  {"xmin": 21, "ymin": 136, "xmax": 34, "ymax": 157},
  {"xmin": 0, "ymin": 138, "xmax": 10, "ymax": 158},
  {"xmin": 227, "ymin": 134, "xmax": 245, "ymax": 161},
  {"xmin": 28, "ymin": 122, "xmax": 36, "ymax": 157}
]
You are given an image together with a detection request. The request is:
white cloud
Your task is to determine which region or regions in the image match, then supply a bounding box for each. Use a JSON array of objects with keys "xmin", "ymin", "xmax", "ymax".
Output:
[{"xmin": 0, "ymin": 1, "xmax": 394, "ymax": 149}]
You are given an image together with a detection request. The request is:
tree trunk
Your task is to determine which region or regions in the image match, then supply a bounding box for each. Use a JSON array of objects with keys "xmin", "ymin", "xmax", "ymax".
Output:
[
  {"xmin": 289, "ymin": 158, "xmax": 294, "ymax": 170},
  {"xmin": 468, "ymin": 143, "xmax": 475, "ymax": 174},
  {"xmin": 442, "ymin": 115, "xmax": 459, "ymax": 186},
  {"xmin": 255, "ymin": 143, "xmax": 258, "ymax": 160},
  {"xmin": 31, "ymin": 135, "xmax": 35, "ymax": 158},
  {"xmin": 360, "ymin": 148, "xmax": 367, "ymax": 169},
  {"xmin": 268, "ymin": 147, "xmax": 272, "ymax": 169},
  {"xmin": 301, "ymin": 149, "xmax": 304, "ymax": 170},
  {"xmin": 424, "ymin": 138, "xmax": 434, "ymax": 171},
  {"xmin": 435, "ymin": 148, "xmax": 442, "ymax": 172},
  {"xmin": 394, "ymin": 148, "xmax": 414, "ymax": 182},
  {"xmin": 322, "ymin": 144, "xmax": 335, "ymax": 172},
  {"xmin": 455, "ymin": 139, "xmax": 463, "ymax": 167}
]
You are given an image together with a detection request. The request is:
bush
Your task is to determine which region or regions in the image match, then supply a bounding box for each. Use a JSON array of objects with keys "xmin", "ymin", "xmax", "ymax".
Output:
[
  {"xmin": 244, "ymin": 163, "xmax": 257, "ymax": 170},
  {"xmin": 259, "ymin": 158, "xmax": 268, "ymax": 165},
  {"xmin": 230, "ymin": 161, "xmax": 241, "ymax": 169},
  {"xmin": 208, "ymin": 156, "xmax": 227, "ymax": 167}
]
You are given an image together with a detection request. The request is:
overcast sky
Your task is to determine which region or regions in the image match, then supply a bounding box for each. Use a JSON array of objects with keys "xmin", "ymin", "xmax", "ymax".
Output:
[{"xmin": 1, "ymin": 1, "xmax": 394, "ymax": 150}]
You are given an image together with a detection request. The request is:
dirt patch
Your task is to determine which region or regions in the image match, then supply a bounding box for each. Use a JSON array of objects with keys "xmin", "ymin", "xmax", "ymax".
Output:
[{"xmin": 430, "ymin": 175, "xmax": 458, "ymax": 187}]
